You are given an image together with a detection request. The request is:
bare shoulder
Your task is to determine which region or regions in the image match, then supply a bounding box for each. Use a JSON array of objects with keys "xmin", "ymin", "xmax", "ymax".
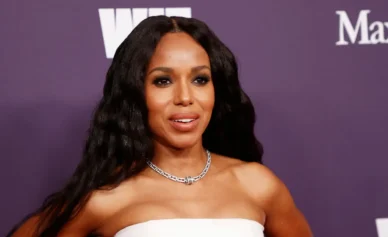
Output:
[
  {"xmin": 232, "ymin": 161, "xmax": 283, "ymax": 201},
  {"xmin": 58, "ymin": 183, "xmax": 134, "ymax": 236},
  {"xmin": 212, "ymin": 155, "xmax": 281, "ymax": 201},
  {"xmin": 230, "ymin": 161, "xmax": 314, "ymax": 237}
]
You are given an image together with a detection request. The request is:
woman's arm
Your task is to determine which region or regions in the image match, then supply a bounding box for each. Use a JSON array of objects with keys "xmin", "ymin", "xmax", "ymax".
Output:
[
  {"xmin": 261, "ymin": 172, "xmax": 313, "ymax": 237},
  {"xmin": 10, "ymin": 201, "xmax": 99, "ymax": 237},
  {"xmin": 236, "ymin": 162, "xmax": 313, "ymax": 237}
]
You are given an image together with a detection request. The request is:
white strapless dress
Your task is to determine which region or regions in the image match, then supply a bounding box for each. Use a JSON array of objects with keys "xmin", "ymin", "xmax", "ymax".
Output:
[{"xmin": 114, "ymin": 218, "xmax": 265, "ymax": 237}]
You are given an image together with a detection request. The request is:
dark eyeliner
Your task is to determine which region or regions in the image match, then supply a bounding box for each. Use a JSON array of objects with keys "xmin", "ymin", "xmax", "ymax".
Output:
[
  {"xmin": 152, "ymin": 76, "xmax": 171, "ymax": 86},
  {"xmin": 193, "ymin": 74, "xmax": 210, "ymax": 85}
]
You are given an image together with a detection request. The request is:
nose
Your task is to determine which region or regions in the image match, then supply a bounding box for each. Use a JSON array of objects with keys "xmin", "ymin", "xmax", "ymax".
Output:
[{"xmin": 173, "ymin": 79, "xmax": 193, "ymax": 106}]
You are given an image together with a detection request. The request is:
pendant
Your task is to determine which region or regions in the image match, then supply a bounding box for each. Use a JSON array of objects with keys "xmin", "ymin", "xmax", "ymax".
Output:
[{"xmin": 184, "ymin": 176, "xmax": 194, "ymax": 185}]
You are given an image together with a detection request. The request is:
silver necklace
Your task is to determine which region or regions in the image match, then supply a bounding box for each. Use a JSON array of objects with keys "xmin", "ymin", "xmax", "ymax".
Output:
[{"xmin": 146, "ymin": 150, "xmax": 211, "ymax": 185}]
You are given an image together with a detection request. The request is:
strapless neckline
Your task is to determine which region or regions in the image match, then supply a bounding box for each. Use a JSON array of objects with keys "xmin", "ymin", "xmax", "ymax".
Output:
[{"xmin": 114, "ymin": 218, "xmax": 265, "ymax": 237}]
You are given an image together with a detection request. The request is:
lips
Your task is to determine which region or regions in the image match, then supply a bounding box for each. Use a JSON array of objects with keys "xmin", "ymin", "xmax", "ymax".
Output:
[
  {"xmin": 172, "ymin": 118, "xmax": 196, "ymax": 123},
  {"xmin": 169, "ymin": 113, "xmax": 199, "ymax": 120},
  {"xmin": 168, "ymin": 113, "xmax": 200, "ymax": 132}
]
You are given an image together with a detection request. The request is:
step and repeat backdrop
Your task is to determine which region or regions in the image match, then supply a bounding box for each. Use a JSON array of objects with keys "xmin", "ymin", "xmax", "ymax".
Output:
[{"xmin": 1, "ymin": 0, "xmax": 387, "ymax": 236}]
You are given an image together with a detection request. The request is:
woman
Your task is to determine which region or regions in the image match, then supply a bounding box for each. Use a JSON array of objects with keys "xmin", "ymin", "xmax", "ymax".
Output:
[{"xmin": 9, "ymin": 16, "xmax": 313, "ymax": 237}]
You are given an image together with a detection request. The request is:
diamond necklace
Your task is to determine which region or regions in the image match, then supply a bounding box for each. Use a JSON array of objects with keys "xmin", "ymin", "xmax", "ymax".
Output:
[{"xmin": 146, "ymin": 150, "xmax": 211, "ymax": 185}]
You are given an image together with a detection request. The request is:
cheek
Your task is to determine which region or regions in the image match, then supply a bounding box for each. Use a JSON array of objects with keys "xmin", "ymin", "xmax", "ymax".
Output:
[
  {"xmin": 197, "ymin": 85, "xmax": 215, "ymax": 112},
  {"xmin": 145, "ymin": 88, "xmax": 171, "ymax": 133},
  {"xmin": 145, "ymin": 88, "xmax": 170, "ymax": 114}
]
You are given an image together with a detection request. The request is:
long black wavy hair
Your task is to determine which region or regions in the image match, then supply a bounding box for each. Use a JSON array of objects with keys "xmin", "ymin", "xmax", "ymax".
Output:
[{"xmin": 7, "ymin": 15, "xmax": 263, "ymax": 237}]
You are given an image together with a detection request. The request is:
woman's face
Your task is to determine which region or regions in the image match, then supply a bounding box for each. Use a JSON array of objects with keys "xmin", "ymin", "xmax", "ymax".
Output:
[{"xmin": 144, "ymin": 32, "xmax": 215, "ymax": 149}]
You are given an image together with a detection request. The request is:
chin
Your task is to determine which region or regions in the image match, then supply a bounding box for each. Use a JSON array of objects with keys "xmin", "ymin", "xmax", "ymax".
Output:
[{"xmin": 167, "ymin": 135, "xmax": 201, "ymax": 149}]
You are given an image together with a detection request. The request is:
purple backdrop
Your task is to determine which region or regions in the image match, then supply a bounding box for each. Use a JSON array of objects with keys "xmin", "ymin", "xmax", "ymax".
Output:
[{"xmin": 1, "ymin": 0, "xmax": 387, "ymax": 236}]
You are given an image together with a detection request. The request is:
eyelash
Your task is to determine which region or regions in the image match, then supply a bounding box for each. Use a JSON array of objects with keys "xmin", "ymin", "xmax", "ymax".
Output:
[
  {"xmin": 153, "ymin": 77, "xmax": 171, "ymax": 86},
  {"xmin": 194, "ymin": 76, "xmax": 210, "ymax": 84},
  {"xmin": 152, "ymin": 75, "xmax": 210, "ymax": 87}
]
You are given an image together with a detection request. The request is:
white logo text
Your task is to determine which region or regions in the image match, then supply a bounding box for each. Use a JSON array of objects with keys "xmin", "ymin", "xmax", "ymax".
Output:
[
  {"xmin": 336, "ymin": 10, "xmax": 388, "ymax": 45},
  {"xmin": 98, "ymin": 7, "xmax": 192, "ymax": 58}
]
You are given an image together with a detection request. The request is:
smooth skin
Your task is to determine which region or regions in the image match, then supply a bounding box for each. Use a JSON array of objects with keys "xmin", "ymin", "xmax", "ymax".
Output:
[{"xmin": 12, "ymin": 32, "xmax": 313, "ymax": 237}]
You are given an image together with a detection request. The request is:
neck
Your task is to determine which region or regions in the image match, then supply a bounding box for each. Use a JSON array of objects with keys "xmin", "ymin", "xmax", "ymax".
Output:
[{"xmin": 150, "ymin": 142, "xmax": 208, "ymax": 178}]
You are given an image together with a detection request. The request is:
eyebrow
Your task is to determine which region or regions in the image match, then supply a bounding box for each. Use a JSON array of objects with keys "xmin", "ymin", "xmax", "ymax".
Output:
[{"xmin": 147, "ymin": 65, "xmax": 210, "ymax": 75}]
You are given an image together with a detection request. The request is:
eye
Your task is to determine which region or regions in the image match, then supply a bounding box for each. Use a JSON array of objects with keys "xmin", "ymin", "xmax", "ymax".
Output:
[
  {"xmin": 153, "ymin": 76, "xmax": 171, "ymax": 87},
  {"xmin": 193, "ymin": 75, "xmax": 210, "ymax": 85}
]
